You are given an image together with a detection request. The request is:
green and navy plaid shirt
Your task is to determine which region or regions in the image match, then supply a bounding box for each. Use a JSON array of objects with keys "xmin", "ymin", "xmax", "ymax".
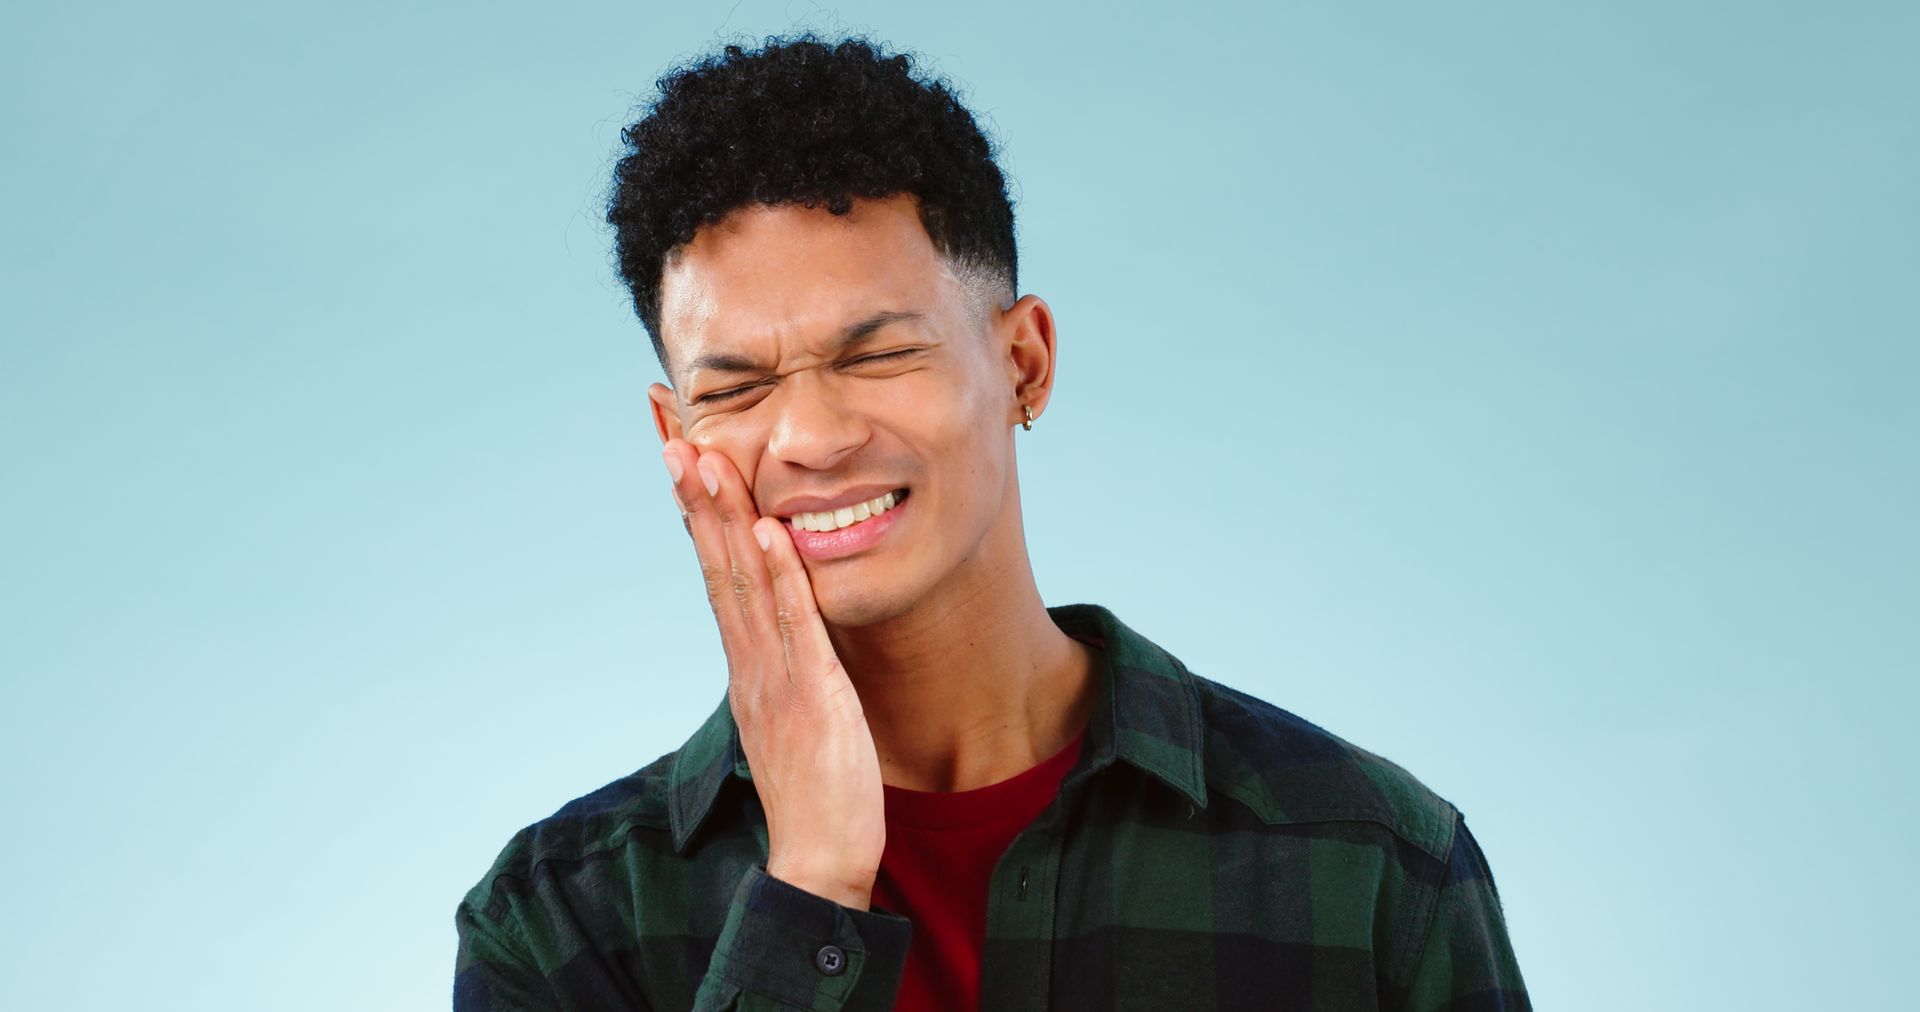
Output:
[{"xmin": 454, "ymin": 603, "xmax": 1529, "ymax": 1010}]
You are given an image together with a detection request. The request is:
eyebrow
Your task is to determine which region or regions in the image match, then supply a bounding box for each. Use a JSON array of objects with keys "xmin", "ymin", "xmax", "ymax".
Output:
[{"xmin": 685, "ymin": 310, "xmax": 925, "ymax": 378}]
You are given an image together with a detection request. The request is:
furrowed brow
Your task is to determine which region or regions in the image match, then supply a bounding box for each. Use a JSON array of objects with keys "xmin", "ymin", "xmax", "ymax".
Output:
[
  {"xmin": 684, "ymin": 349, "xmax": 765, "ymax": 375},
  {"xmin": 835, "ymin": 310, "xmax": 924, "ymax": 352}
]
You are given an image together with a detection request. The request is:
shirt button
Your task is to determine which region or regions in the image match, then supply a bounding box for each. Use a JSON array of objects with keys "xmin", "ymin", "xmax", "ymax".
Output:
[{"xmin": 815, "ymin": 943, "xmax": 846, "ymax": 976}]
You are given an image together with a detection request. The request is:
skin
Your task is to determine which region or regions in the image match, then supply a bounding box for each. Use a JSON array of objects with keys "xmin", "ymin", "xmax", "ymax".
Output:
[{"xmin": 646, "ymin": 193, "xmax": 1098, "ymax": 910}]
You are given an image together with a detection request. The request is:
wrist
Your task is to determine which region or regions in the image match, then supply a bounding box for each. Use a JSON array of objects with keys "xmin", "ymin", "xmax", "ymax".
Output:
[{"xmin": 765, "ymin": 855, "xmax": 877, "ymax": 910}]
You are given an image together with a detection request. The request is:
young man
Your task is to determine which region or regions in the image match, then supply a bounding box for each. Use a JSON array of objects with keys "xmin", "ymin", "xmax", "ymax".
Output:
[{"xmin": 454, "ymin": 34, "xmax": 1529, "ymax": 1012}]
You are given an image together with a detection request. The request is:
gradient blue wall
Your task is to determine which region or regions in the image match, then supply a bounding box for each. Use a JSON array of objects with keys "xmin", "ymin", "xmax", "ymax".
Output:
[{"xmin": 3, "ymin": 2, "xmax": 1913, "ymax": 1008}]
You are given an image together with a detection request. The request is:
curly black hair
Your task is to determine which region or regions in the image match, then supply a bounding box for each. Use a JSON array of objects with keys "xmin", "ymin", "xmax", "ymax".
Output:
[{"xmin": 605, "ymin": 33, "xmax": 1018, "ymax": 374}]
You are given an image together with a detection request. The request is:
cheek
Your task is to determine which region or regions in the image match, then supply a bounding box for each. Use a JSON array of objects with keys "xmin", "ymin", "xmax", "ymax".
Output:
[
  {"xmin": 889, "ymin": 377, "xmax": 1007, "ymax": 492},
  {"xmin": 898, "ymin": 355, "xmax": 999, "ymax": 422},
  {"xmin": 687, "ymin": 402, "xmax": 770, "ymax": 447},
  {"xmin": 686, "ymin": 420, "xmax": 766, "ymax": 486},
  {"xmin": 883, "ymin": 375, "xmax": 981, "ymax": 446}
]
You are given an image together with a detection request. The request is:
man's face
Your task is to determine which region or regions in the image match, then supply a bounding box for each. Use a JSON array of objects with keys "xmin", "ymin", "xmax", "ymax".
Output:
[{"xmin": 647, "ymin": 194, "xmax": 1045, "ymax": 627}]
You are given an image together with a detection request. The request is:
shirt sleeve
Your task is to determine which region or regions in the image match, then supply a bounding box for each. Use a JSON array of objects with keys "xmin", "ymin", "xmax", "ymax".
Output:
[
  {"xmin": 693, "ymin": 865, "xmax": 914, "ymax": 1012},
  {"xmin": 453, "ymin": 898, "xmax": 559, "ymax": 1012},
  {"xmin": 1398, "ymin": 813, "xmax": 1532, "ymax": 1012},
  {"xmin": 454, "ymin": 864, "xmax": 912, "ymax": 1012}
]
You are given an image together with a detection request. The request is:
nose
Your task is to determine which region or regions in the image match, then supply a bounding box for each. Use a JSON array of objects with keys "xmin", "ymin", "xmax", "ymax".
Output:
[{"xmin": 764, "ymin": 369, "xmax": 869, "ymax": 471}]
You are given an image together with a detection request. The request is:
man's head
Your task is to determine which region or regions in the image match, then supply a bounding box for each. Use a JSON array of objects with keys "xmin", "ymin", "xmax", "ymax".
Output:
[
  {"xmin": 607, "ymin": 35, "xmax": 1019, "ymax": 373},
  {"xmin": 608, "ymin": 36, "xmax": 1059, "ymax": 628}
]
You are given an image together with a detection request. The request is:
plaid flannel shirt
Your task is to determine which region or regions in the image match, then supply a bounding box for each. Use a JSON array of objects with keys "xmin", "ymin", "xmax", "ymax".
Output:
[{"xmin": 454, "ymin": 603, "xmax": 1530, "ymax": 1010}]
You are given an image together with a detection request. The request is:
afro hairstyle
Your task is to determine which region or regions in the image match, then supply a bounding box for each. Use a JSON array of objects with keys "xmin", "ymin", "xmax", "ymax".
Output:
[{"xmin": 605, "ymin": 33, "xmax": 1019, "ymax": 375}]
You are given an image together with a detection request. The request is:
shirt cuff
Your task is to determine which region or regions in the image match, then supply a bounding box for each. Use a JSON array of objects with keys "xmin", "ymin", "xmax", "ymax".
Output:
[{"xmin": 701, "ymin": 865, "xmax": 912, "ymax": 1011}]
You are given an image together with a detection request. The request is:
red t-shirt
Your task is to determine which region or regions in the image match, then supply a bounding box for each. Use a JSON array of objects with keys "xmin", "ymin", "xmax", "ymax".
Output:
[{"xmin": 870, "ymin": 728, "xmax": 1087, "ymax": 1011}]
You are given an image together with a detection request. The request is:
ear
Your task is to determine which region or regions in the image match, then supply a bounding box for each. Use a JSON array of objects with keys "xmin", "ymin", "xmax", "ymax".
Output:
[
  {"xmin": 647, "ymin": 382, "xmax": 686, "ymax": 445},
  {"xmin": 1001, "ymin": 294, "xmax": 1059, "ymax": 427}
]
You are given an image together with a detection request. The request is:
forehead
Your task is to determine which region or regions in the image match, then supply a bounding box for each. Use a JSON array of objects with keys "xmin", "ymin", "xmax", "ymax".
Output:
[{"xmin": 657, "ymin": 194, "xmax": 957, "ymax": 377}]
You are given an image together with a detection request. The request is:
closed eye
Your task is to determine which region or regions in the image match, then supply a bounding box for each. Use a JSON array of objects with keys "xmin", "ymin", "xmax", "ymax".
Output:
[
  {"xmin": 847, "ymin": 349, "xmax": 921, "ymax": 367},
  {"xmin": 692, "ymin": 383, "xmax": 763, "ymax": 405},
  {"xmin": 694, "ymin": 350, "xmax": 921, "ymax": 404}
]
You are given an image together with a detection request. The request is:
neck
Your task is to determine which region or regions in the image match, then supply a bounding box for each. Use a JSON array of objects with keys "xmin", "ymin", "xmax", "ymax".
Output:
[{"xmin": 825, "ymin": 533, "xmax": 1097, "ymax": 794}]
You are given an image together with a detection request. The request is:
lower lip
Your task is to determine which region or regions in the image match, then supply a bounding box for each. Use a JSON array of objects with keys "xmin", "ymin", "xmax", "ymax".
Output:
[{"xmin": 787, "ymin": 493, "xmax": 909, "ymax": 561}]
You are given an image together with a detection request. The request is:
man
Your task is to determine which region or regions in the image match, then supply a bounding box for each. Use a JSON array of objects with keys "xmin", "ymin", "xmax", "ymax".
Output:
[{"xmin": 454, "ymin": 33, "xmax": 1529, "ymax": 1012}]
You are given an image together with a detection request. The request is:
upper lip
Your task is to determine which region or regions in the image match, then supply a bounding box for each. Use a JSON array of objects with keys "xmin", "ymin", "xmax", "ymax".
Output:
[{"xmin": 766, "ymin": 485, "xmax": 904, "ymax": 518}]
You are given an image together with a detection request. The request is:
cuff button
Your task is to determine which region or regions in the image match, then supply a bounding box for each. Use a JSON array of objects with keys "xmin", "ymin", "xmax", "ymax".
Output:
[{"xmin": 814, "ymin": 943, "xmax": 846, "ymax": 976}]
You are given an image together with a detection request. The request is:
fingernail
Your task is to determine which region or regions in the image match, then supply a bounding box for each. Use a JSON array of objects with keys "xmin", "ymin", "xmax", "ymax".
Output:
[
  {"xmin": 696, "ymin": 455, "xmax": 720, "ymax": 496},
  {"xmin": 753, "ymin": 520, "xmax": 772, "ymax": 552},
  {"xmin": 662, "ymin": 449, "xmax": 683, "ymax": 483}
]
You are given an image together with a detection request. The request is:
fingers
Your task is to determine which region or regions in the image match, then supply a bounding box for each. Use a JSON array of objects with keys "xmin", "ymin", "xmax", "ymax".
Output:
[
  {"xmin": 661, "ymin": 439, "xmax": 761, "ymax": 655},
  {"xmin": 695, "ymin": 448, "xmax": 779, "ymax": 647},
  {"xmin": 753, "ymin": 515, "xmax": 842, "ymax": 685}
]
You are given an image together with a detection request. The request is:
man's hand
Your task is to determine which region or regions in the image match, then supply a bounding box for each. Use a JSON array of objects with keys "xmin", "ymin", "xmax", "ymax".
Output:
[{"xmin": 661, "ymin": 438, "xmax": 887, "ymax": 910}]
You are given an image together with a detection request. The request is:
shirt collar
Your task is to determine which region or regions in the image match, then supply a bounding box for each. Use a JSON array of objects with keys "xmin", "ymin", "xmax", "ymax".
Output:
[{"xmin": 667, "ymin": 602, "xmax": 1209, "ymax": 854}]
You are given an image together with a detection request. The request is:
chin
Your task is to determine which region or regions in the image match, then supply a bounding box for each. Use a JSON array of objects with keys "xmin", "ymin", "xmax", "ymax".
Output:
[
  {"xmin": 810, "ymin": 568, "xmax": 921, "ymax": 629},
  {"xmin": 813, "ymin": 589, "xmax": 912, "ymax": 629}
]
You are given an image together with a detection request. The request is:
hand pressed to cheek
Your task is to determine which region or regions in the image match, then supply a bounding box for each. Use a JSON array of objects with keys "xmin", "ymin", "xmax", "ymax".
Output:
[
  {"xmin": 657, "ymin": 435, "xmax": 888, "ymax": 909},
  {"xmin": 682, "ymin": 442, "xmax": 779, "ymax": 646}
]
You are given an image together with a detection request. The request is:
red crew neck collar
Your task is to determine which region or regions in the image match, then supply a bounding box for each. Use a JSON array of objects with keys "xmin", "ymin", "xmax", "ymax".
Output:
[{"xmin": 881, "ymin": 729, "xmax": 1087, "ymax": 831}]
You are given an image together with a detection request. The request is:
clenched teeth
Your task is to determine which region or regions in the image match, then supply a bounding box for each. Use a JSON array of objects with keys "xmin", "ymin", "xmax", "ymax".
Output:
[{"xmin": 790, "ymin": 491, "xmax": 900, "ymax": 532}]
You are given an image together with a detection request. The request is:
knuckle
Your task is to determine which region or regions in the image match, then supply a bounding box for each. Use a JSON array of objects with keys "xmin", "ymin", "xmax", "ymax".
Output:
[
  {"xmin": 730, "ymin": 672, "xmax": 770, "ymax": 711},
  {"xmin": 699, "ymin": 562, "xmax": 728, "ymax": 601},
  {"xmin": 729, "ymin": 565, "xmax": 754, "ymax": 607},
  {"xmin": 745, "ymin": 679, "xmax": 775, "ymax": 713}
]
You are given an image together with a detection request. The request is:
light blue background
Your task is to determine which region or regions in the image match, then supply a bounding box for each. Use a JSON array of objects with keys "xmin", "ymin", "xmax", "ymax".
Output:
[{"xmin": 3, "ymin": 1, "xmax": 1913, "ymax": 1008}]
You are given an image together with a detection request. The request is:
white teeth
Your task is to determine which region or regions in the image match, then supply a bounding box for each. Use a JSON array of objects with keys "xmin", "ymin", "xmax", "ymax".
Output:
[{"xmin": 790, "ymin": 491, "xmax": 900, "ymax": 533}]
